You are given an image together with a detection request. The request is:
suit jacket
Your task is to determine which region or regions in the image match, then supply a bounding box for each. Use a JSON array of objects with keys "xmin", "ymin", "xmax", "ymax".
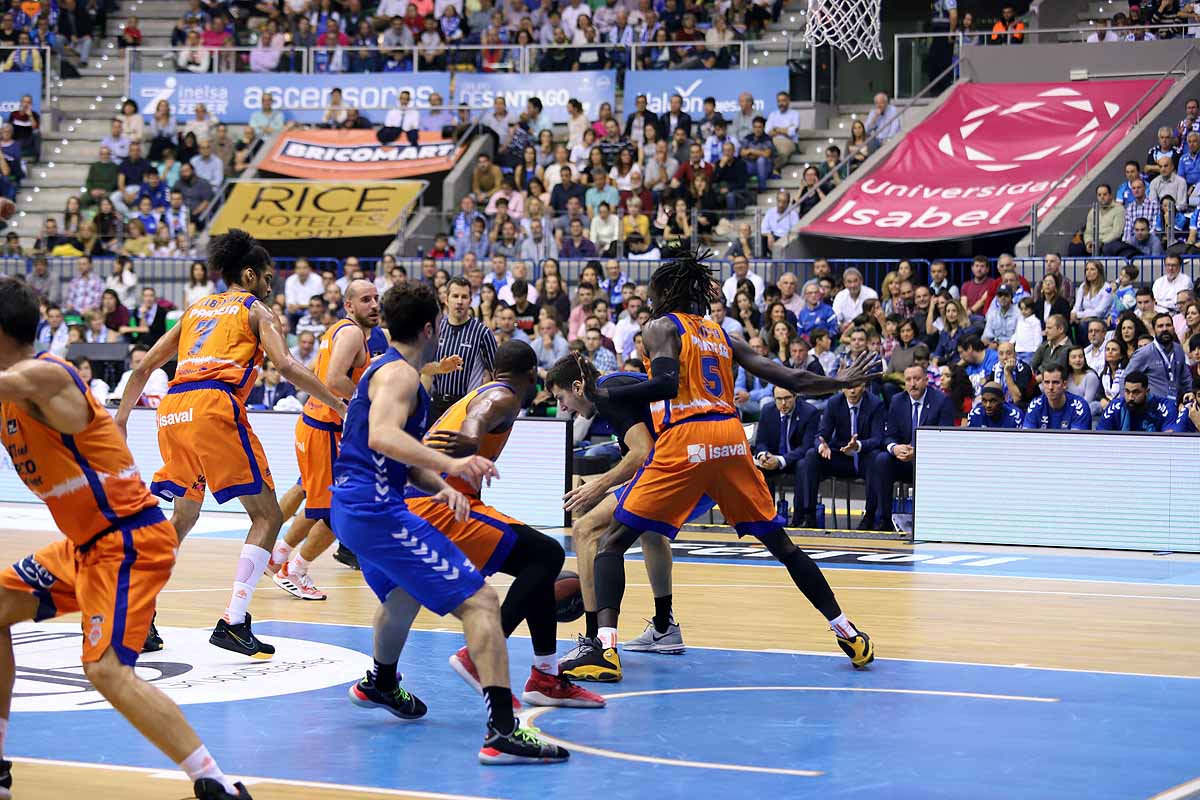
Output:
[
  {"xmin": 660, "ymin": 110, "xmax": 692, "ymax": 140},
  {"xmin": 754, "ymin": 400, "xmax": 818, "ymax": 468},
  {"xmin": 818, "ymin": 392, "xmax": 885, "ymax": 456},
  {"xmin": 883, "ymin": 387, "xmax": 956, "ymax": 451},
  {"xmin": 623, "ymin": 109, "xmax": 660, "ymax": 141},
  {"xmin": 1032, "ymin": 296, "xmax": 1071, "ymax": 325},
  {"xmin": 247, "ymin": 380, "xmax": 297, "ymax": 408}
]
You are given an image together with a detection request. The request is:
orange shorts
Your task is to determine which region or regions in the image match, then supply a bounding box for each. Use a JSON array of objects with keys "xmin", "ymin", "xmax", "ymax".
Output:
[
  {"xmin": 615, "ymin": 415, "xmax": 781, "ymax": 538},
  {"xmin": 295, "ymin": 414, "xmax": 341, "ymax": 522},
  {"xmin": 405, "ymin": 492, "xmax": 520, "ymax": 576},
  {"xmin": 151, "ymin": 385, "xmax": 274, "ymax": 505},
  {"xmin": 0, "ymin": 508, "xmax": 176, "ymax": 666}
]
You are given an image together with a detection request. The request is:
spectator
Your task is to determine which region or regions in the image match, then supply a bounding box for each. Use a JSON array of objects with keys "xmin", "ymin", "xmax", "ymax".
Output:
[
  {"xmin": 1153, "ymin": 253, "xmax": 1194, "ymax": 312},
  {"xmin": 1179, "ymin": 131, "xmax": 1200, "ymax": 187},
  {"xmin": 1082, "ymin": 184, "xmax": 1124, "ymax": 254},
  {"xmin": 84, "ymin": 146, "xmax": 119, "ymax": 206},
  {"xmin": 989, "ymin": 4, "xmax": 1025, "ymax": 42},
  {"xmin": 1071, "ymin": 260, "xmax": 1113, "ymax": 335},
  {"xmin": 659, "ymin": 93, "xmax": 693, "ymax": 140},
  {"xmin": 1066, "ymin": 345, "xmax": 1103, "ymax": 417},
  {"xmin": 765, "ymin": 91, "xmax": 798, "ymax": 170},
  {"xmin": 753, "ymin": 385, "xmax": 818, "ymax": 526},
  {"xmin": 989, "ymin": 341, "xmax": 1036, "ymax": 409},
  {"xmin": 585, "ymin": 170, "xmax": 620, "ymax": 218},
  {"xmin": 1095, "ymin": 370, "xmax": 1176, "ymax": 431},
  {"xmin": 832, "ymin": 267, "xmax": 879, "ymax": 330},
  {"xmin": 72, "ymin": 357, "xmax": 111, "ymax": 405},
  {"xmin": 560, "ymin": 217, "xmax": 598, "ymax": 258},
  {"xmin": 961, "ymin": 254, "xmax": 996, "ymax": 320},
  {"xmin": 36, "ymin": 303, "xmax": 68, "ymax": 357},
  {"xmin": 119, "ymin": 287, "xmax": 169, "ymax": 347},
  {"xmin": 1122, "ymin": 216, "xmax": 1164, "ymax": 256},
  {"xmin": 581, "ymin": 327, "xmax": 618, "ymax": 374},
  {"xmin": 190, "ymin": 138, "xmax": 223, "ymax": 189},
  {"xmin": 111, "ymin": 346, "xmax": 172, "ymax": 406},
  {"xmin": 471, "ymin": 153, "xmax": 503, "ymax": 200},
  {"xmin": 184, "ymin": 260, "xmax": 215, "ymax": 307},
  {"xmin": 864, "ymin": 92, "xmax": 901, "ymax": 146},
  {"xmin": 761, "ymin": 190, "xmax": 801, "ymax": 254},
  {"xmin": 296, "ymin": 294, "xmax": 329, "ymax": 339},
  {"xmin": 868, "ymin": 364, "xmax": 955, "ymax": 531},
  {"xmin": 291, "ymin": 330, "xmax": 318, "ymax": 369},
  {"xmin": 956, "ymin": 334, "xmax": 999, "ymax": 398},
  {"xmin": 9, "ymin": 94, "xmax": 40, "ymax": 162},
  {"xmin": 589, "ymin": 202, "xmax": 620, "ymax": 254},
  {"xmin": 1031, "ymin": 313, "xmax": 1071, "ymax": 375},
  {"xmin": 733, "ymin": 336, "xmax": 774, "ymax": 419},
  {"xmin": 550, "ymin": 165, "xmax": 587, "ymax": 213},
  {"xmin": 1116, "ymin": 160, "xmax": 1144, "ymax": 205},
  {"xmin": 1033, "ymin": 273, "xmax": 1071, "ymax": 325},
  {"xmin": 247, "ymin": 360, "xmax": 297, "ymax": 409},
  {"xmin": 1082, "ymin": 317, "xmax": 1109, "ymax": 374},
  {"xmin": 926, "ymin": 260, "xmax": 958, "ymax": 300},
  {"xmin": 249, "ymin": 93, "xmax": 287, "ymax": 138},
  {"xmin": 966, "ymin": 383, "xmax": 1024, "ymax": 428},
  {"xmin": 1149, "ymin": 155, "xmax": 1188, "ymax": 208},
  {"xmin": 250, "ymin": 19, "xmax": 287, "ymax": 72},
  {"xmin": 797, "ymin": 279, "xmax": 838, "ymax": 338},
  {"xmin": 177, "ymin": 30, "xmax": 211, "ymax": 72},
  {"xmin": 1135, "ymin": 286, "xmax": 1159, "ymax": 332},
  {"xmin": 105, "ymin": 255, "xmax": 138, "ymax": 309},
  {"xmin": 172, "ymin": 163, "xmax": 214, "ymax": 219},
  {"xmin": 532, "ymin": 316, "xmax": 569, "ymax": 377},
  {"xmin": 1145, "ymin": 126, "xmax": 1179, "ymax": 176},
  {"xmin": 1120, "ymin": 312, "xmax": 1190, "ymax": 401},
  {"xmin": 65, "ymin": 256, "xmax": 104, "ymax": 314},
  {"xmin": 799, "ymin": 381, "xmax": 884, "ymax": 528},
  {"xmin": 1022, "ymin": 365, "xmax": 1092, "ymax": 429},
  {"xmin": 1121, "ymin": 179, "xmax": 1158, "ymax": 240},
  {"xmin": 721, "ymin": 254, "xmax": 766, "ymax": 308},
  {"xmin": 184, "ymin": 104, "xmax": 219, "ymax": 144},
  {"xmin": 284, "ymin": 258, "xmax": 324, "ymax": 319}
]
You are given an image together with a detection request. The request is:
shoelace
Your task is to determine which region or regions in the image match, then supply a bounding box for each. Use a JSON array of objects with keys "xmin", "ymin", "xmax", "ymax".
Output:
[
  {"xmin": 512, "ymin": 726, "xmax": 547, "ymax": 746},
  {"xmin": 391, "ymin": 686, "xmax": 414, "ymax": 704}
]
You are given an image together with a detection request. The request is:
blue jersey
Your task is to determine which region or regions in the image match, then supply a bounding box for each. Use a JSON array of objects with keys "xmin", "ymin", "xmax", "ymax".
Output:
[
  {"xmin": 1021, "ymin": 392, "xmax": 1092, "ymax": 430},
  {"xmin": 966, "ymin": 402, "xmax": 1023, "ymax": 428},
  {"xmin": 333, "ymin": 348, "xmax": 430, "ymax": 505},
  {"xmin": 797, "ymin": 305, "xmax": 839, "ymax": 338},
  {"xmin": 1095, "ymin": 395, "xmax": 1176, "ymax": 432},
  {"xmin": 1169, "ymin": 403, "xmax": 1199, "ymax": 432},
  {"xmin": 367, "ymin": 327, "xmax": 388, "ymax": 357}
]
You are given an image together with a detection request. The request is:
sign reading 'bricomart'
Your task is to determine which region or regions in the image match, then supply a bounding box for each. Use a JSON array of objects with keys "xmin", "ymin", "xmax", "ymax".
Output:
[
  {"xmin": 211, "ymin": 181, "xmax": 424, "ymax": 240},
  {"xmin": 258, "ymin": 130, "xmax": 461, "ymax": 181}
]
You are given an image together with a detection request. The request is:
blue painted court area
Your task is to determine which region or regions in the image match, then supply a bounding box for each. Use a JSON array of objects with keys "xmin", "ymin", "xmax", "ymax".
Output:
[{"xmin": 10, "ymin": 621, "xmax": 1199, "ymax": 799}]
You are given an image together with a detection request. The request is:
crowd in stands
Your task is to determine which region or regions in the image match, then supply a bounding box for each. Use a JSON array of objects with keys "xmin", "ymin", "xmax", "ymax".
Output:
[{"xmin": 0, "ymin": 0, "xmax": 108, "ymax": 69}]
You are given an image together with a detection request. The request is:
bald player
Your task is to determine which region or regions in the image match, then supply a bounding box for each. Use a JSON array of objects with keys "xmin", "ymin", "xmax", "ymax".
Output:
[{"xmin": 270, "ymin": 280, "xmax": 380, "ymax": 600}]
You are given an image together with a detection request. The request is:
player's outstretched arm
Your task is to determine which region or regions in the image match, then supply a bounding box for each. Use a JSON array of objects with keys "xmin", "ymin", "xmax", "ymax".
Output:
[
  {"xmin": 0, "ymin": 360, "xmax": 92, "ymax": 434},
  {"xmin": 730, "ymin": 334, "xmax": 879, "ymax": 396},
  {"xmin": 250, "ymin": 301, "xmax": 346, "ymax": 416},
  {"xmin": 593, "ymin": 317, "xmax": 682, "ymax": 405},
  {"xmin": 114, "ymin": 322, "xmax": 182, "ymax": 435}
]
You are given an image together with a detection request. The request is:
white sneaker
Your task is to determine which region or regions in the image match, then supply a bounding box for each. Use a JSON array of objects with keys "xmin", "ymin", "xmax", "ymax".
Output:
[
  {"xmin": 622, "ymin": 620, "xmax": 685, "ymax": 654},
  {"xmin": 272, "ymin": 563, "xmax": 327, "ymax": 601}
]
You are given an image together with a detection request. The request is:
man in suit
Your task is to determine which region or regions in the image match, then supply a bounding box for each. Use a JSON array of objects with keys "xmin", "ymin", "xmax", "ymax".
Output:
[
  {"xmin": 1118, "ymin": 313, "xmax": 1191, "ymax": 402},
  {"xmin": 752, "ymin": 386, "xmax": 818, "ymax": 526},
  {"xmin": 247, "ymin": 360, "xmax": 297, "ymax": 408},
  {"xmin": 623, "ymin": 93, "xmax": 660, "ymax": 147},
  {"xmin": 660, "ymin": 93, "xmax": 692, "ymax": 140},
  {"xmin": 797, "ymin": 383, "xmax": 884, "ymax": 530},
  {"xmin": 867, "ymin": 364, "xmax": 956, "ymax": 531}
]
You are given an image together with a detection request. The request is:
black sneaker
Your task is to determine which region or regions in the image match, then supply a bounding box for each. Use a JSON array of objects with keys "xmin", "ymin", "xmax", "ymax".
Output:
[
  {"xmin": 559, "ymin": 636, "xmax": 622, "ymax": 682},
  {"xmin": 333, "ymin": 544, "xmax": 360, "ymax": 571},
  {"xmin": 347, "ymin": 672, "xmax": 427, "ymax": 720},
  {"xmin": 194, "ymin": 778, "xmax": 253, "ymax": 799},
  {"xmin": 142, "ymin": 613, "xmax": 163, "ymax": 654},
  {"xmin": 1, "ymin": 757, "xmax": 12, "ymax": 797},
  {"xmin": 478, "ymin": 725, "xmax": 569, "ymax": 765},
  {"xmin": 210, "ymin": 614, "xmax": 275, "ymax": 660}
]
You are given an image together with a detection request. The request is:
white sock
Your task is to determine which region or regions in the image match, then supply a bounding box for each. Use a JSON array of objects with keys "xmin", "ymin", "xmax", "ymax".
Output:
[
  {"xmin": 0, "ymin": 716, "xmax": 8, "ymax": 758},
  {"xmin": 269, "ymin": 542, "xmax": 292, "ymax": 572},
  {"xmin": 290, "ymin": 552, "xmax": 310, "ymax": 578},
  {"xmin": 179, "ymin": 744, "xmax": 237, "ymax": 795},
  {"xmin": 225, "ymin": 545, "xmax": 270, "ymax": 625},
  {"xmin": 597, "ymin": 627, "xmax": 618, "ymax": 649},
  {"xmin": 533, "ymin": 652, "xmax": 557, "ymax": 675},
  {"xmin": 829, "ymin": 613, "xmax": 857, "ymax": 638}
]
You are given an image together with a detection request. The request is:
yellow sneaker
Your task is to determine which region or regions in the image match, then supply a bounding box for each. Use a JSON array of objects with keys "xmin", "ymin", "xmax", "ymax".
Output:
[
  {"xmin": 836, "ymin": 627, "xmax": 875, "ymax": 669},
  {"xmin": 559, "ymin": 636, "xmax": 623, "ymax": 682}
]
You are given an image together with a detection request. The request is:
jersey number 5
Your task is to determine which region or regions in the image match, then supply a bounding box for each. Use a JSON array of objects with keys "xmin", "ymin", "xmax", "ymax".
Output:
[
  {"xmin": 700, "ymin": 356, "xmax": 724, "ymax": 398},
  {"xmin": 188, "ymin": 319, "xmax": 218, "ymax": 356}
]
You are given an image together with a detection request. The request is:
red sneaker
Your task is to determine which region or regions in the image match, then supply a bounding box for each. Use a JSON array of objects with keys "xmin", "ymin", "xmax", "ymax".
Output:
[
  {"xmin": 449, "ymin": 647, "xmax": 521, "ymax": 709},
  {"xmin": 521, "ymin": 668, "xmax": 607, "ymax": 708}
]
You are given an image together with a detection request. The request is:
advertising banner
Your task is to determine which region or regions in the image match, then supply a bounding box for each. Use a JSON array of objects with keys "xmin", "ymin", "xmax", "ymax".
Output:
[
  {"xmin": 0, "ymin": 73, "xmax": 41, "ymax": 114},
  {"xmin": 622, "ymin": 67, "xmax": 788, "ymax": 118},
  {"xmin": 804, "ymin": 80, "xmax": 1172, "ymax": 241},
  {"xmin": 210, "ymin": 180, "xmax": 424, "ymax": 240},
  {"xmin": 454, "ymin": 70, "xmax": 616, "ymax": 124},
  {"xmin": 129, "ymin": 73, "xmax": 452, "ymax": 124},
  {"xmin": 256, "ymin": 129, "xmax": 461, "ymax": 180}
]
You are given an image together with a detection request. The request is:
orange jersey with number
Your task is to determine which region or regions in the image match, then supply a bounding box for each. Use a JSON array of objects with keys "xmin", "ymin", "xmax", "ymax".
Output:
[
  {"xmin": 424, "ymin": 382, "xmax": 514, "ymax": 497},
  {"xmin": 303, "ymin": 319, "xmax": 369, "ymax": 424},
  {"xmin": 649, "ymin": 312, "xmax": 737, "ymax": 432},
  {"xmin": 1, "ymin": 354, "xmax": 158, "ymax": 546},
  {"xmin": 171, "ymin": 291, "xmax": 263, "ymax": 404}
]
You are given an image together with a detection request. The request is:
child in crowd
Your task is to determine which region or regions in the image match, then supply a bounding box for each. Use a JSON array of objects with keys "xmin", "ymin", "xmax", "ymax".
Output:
[{"xmin": 1014, "ymin": 296, "xmax": 1043, "ymax": 364}]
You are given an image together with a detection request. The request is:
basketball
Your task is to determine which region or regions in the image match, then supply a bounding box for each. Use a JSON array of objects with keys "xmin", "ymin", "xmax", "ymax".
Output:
[
  {"xmin": 554, "ymin": 570, "xmax": 583, "ymax": 623},
  {"xmin": 0, "ymin": 198, "xmax": 15, "ymax": 221}
]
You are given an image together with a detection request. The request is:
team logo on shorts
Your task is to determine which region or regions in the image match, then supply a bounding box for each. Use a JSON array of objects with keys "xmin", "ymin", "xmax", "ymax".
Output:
[
  {"xmin": 6, "ymin": 419, "xmax": 16, "ymax": 435},
  {"xmin": 87, "ymin": 615, "xmax": 104, "ymax": 646},
  {"xmin": 686, "ymin": 444, "xmax": 707, "ymax": 463},
  {"xmin": 688, "ymin": 442, "xmax": 748, "ymax": 463}
]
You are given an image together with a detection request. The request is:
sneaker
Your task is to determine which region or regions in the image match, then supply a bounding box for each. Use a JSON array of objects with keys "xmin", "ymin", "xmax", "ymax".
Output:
[
  {"xmin": 557, "ymin": 634, "xmax": 589, "ymax": 667},
  {"xmin": 478, "ymin": 725, "xmax": 569, "ymax": 765},
  {"xmin": 449, "ymin": 647, "xmax": 520, "ymax": 709},
  {"xmin": 0, "ymin": 757, "xmax": 12, "ymax": 800},
  {"xmin": 333, "ymin": 544, "xmax": 360, "ymax": 571},
  {"xmin": 347, "ymin": 672, "xmax": 427, "ymax": 720},
  {"xmin": 623, "ymin": 620, "xmax": 685, "ymax": 655},
  {"xmin": 836, "ymin": 626, "xmax": 875, "ymax": 669},
  {"xmin": 559, "ymin": 637, "xmax": 622, "ymax": 683},
  {"xmin": 210, "ymin": 614, "xmax": 275, "ymax": 660},
  {"xmin": 272, "ymin": 563, "xmax": 327, "ymax": 601},
  {"xmin": 194, "ymin": 778, "xmax": 253, "ymax": 799},
  {"xmin": 521, "ymin": 667, "xmax": 606, "ymax": 708},
  {"xmin": 142, "ymin": 613, "xmax": 163, "ymax": 654}
]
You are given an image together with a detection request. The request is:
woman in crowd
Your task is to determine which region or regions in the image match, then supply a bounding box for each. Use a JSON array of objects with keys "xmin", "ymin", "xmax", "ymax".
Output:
[
  {"xmin": 764, "ymin": 319, "xmax": 795, "ymax": 363},
  {"xmin": 477, "ymin": 282, "xmax": 499, "ymax": 329},
  {"xmin": 514, "ymin": 145, "xmax": 540, "ymax": 193},
  {"xmin": 590, "ymin": 202, "xmax": 620, "ymax": 255},
  {"xmin": 940, "ymin": 364, "xmax": 975, "ymax": 424},
  {"xmin": 541, "ymin": 271, "xmax": 571, "ymax": 321},
  {"xmin": 122, "ymin": 219, "xmax": 153, "ymax": 257},
  {"xmin": 251, "ymin": 19, "xmax": 287, "ymax": 72},
  {"xmin": 1115, "ymin": 310, "xmax": 1148, "ymax": 360},
  {"xmin": 1071, "ymin": 260, "xmax": 1113, "ymax": 339},
  {"xmin": 932, "ymin": 299, "xmax": 973, "ymax": 365},
  {"xmin": 100, "ymin": 288, "xmax": 130, "ymax": 337},
  {"xmin": 1066, "ymin": 345, "xmax": 1102, "ymax": 417},
  {"xmin": 1033, "ymin": 272, "xmax": 1071, "ymax": 325},
  {"xmin": 609, "ymin": 147, "xmax": 642, "ymax": 192},
  {"xmin": 158, "ymin": 147, "xmax": 182, "ymax": 187},
  {"xmin": 1099, "ymin": 339, "xmax": 1127, "ymax": 410},
  {"xmin": 692, "ymin": 174, "xmax": 722, "ymax": 237},
  {"xmin": 1178, "ymin": 300, "xmax": 1200, "ymax": 346},
  {"xmin": 796, "ymin": 166, "xmax": 826, "ymax": 216},
  {"xmin": 105, "ymin": 257, "xmax": 138, "ymax": 308},
  {"xmin": 536, "ymin": 129, "xmax": 557, "ymax": 170},
  {"xmin": 663, "ymin": 195, "xmax": 693, "ymax": 242},
  {"xmin": 733, "ymin": 289, "xmax": 761, "ymax": 337},
  {"xmin": 118, "ymin": 99, "xmax": 144, "ymax": 146},
  {"xmin": 146, "ymin": 99, "xmax": 177, "ymax": 162},
  {"xmin": 72, "ymin": 220, "xmax": 113, "ymax": 258},
  {"xmin": 526, "ymin": 176, "xmax": 550, "ymax": 209},
  {"xmin": 184, "ymin": 260, "xmax": 215, "ymax": 307},
  {"xmin": 71, "ymin": 356, "xmax": 111, "ymax": 405},
  {"xmin": 887, "ymin": 318, "xmax": 923, "ymax": 376},
  {"xmin": 845, "ymin": 119, "xmax": 872, "ymax": 172},
  {"xmin": 62, "ymin": 195, "xmax": 82, "ymax": 237}
]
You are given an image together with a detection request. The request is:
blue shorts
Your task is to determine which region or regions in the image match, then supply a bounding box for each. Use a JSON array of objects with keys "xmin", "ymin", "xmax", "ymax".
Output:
[{"xmin": 331, "ymin": 497, "xmax": 485, "ymax": 616}]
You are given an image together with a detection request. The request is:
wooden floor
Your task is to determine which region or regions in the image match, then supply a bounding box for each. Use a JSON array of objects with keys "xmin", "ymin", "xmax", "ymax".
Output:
[{"xmin": 3, "ymin": 521, "xmax": 1200, "ymax": 799}]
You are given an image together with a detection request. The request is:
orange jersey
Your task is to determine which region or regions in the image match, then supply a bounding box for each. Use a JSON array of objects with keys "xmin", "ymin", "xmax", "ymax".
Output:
[
  {"xmin": 303, "ymin": 318, "xmax": 369, "ymax": 425},
  {"xmin": 1, "ymin": 354, "xmax": 158, "ymax": 546},
  {"xmin": 649, "ymin": 312, "xmax": 737, "ymax": 432},
  {"xmin": 171, "ymin": 290, "xmax": 264, "ymax": 404},
  {"xmin": 424, "ymin": 382, "xmax": 514, "ymax": 497}
]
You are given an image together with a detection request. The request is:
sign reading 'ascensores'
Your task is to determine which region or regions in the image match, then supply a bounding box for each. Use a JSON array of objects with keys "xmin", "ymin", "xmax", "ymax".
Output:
[
  {"xmin": 211, "ymin": 181, "xmax": 424, "ymax": 240},
  {"xmin": 258, "ymin": 130, "xmax": 461, "ymax": 180}
]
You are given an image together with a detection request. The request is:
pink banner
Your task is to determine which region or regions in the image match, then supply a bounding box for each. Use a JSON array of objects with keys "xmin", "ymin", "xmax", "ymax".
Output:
[{"xmin": 804, "ymin": 80, "xmax": 1172, "ymax": 241}]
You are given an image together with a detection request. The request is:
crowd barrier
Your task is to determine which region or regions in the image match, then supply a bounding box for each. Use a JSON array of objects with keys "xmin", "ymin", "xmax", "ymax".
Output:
[
  {"xmin": 915, "ymin": 427, "xmax": 1200, "ymax": 552},
  {"xmin": 0, "ymin": 407, "xmax": 572, "ymax": 528}
]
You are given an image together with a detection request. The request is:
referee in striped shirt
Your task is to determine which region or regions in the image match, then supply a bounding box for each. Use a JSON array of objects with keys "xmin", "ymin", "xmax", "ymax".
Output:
[{"xmin": 429, "ymin": 276, "xmax": 499, "ymax": 422}]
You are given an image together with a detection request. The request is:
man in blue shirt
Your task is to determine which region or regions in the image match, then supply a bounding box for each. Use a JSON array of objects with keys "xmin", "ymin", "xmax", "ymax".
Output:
[
  {"xmin": 1021, "ymin": 365, "xmax": 1092, "ymax": 429},
  {"xmin": 957, "ymin": 334, "xmax": 999, "ymax": 399},
  {"xmin": 966, "ymin": 383, "xmax": 1023, "ymax": 428},
  {"xmin": 1095, "ymin": 370, "xmax": 1177, "ymax": 432},
  {"xmin": 797, "ymin": 280, "xmax": 839, "ymax": 339}
]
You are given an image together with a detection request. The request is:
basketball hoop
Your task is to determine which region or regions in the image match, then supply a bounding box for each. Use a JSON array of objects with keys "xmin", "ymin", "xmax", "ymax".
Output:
[{"xmin": 803, "ymin": 0, "xmax": 883, "ymax": 61}]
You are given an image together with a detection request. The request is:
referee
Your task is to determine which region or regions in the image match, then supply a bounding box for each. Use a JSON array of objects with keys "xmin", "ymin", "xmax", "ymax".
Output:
[{"xmin": 429, "ymin": 276, "xmax": 498, "ymax": 422}]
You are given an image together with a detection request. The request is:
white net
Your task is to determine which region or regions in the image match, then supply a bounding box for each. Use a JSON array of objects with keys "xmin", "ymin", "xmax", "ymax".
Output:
[{"xmin": 803, "ymin": 0, "xmax": 883, "ymax": 61}]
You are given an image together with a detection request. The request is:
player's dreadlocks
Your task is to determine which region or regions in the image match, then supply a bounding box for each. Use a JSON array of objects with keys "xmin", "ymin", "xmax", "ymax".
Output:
[
  {"xmin": 545, "ymin": 350, "xmax": 602, "ymax": 397},
  {"xmin": 647, "ymin": 241, "xmax": 721, "ymax": 318}
]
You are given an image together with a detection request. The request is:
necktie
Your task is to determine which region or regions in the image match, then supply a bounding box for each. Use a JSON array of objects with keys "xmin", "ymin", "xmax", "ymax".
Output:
[
  {"xmin": 911, "ymin": 400, "xmax": 920, "ymax": 446},
  {"xmin": 779, "ymin": 413, "xmax": 790, "ymax": 455},
  {"xmin": 849, "ymin": 405, "xmax": 859, "ymax": 471},
  {"xmin": 265, "ymin": 387, "xmax": 273, "ymax": 407}
]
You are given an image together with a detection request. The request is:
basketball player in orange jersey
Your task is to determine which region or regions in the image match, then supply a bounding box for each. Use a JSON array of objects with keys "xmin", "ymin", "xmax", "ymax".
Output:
[
  {"xmin": 115, "ymin": 230, "xmax": 347, "ymax": 658},
  {"xmin": 569, "ymin": 247, "xmax": 880, "ymax": 681},
  {"xmin": 0, "ymin": 278, "xmax": 253, "ymax": 800},
  {"xmin": 268, "ymin": 279, "xmax": 380, "ymax": 601},
  {"xmin": 407, "ymin": 340, "xmax": 605, "ymax": 708}
]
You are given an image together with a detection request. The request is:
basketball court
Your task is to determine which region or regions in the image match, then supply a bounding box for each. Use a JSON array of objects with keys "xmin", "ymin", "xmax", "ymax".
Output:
[{"xmin": 4, "ymin": 504, "xmax": 1198, "ymax": 800}]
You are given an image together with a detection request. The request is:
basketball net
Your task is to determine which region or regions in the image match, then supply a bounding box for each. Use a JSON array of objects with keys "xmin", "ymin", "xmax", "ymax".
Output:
[{"xmin": 803, "ymin": 0, "xmax": 884, "ymax": 61}]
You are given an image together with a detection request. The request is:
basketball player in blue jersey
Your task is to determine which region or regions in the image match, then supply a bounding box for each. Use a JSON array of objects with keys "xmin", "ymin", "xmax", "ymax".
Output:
[{"xmin": 330, "ymin": 283, "xmax": 568, "ymax": 765}]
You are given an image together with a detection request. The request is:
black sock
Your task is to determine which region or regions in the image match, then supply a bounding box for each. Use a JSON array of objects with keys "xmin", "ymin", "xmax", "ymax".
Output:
[
  {"xmin": 585, "ymin": 610, "xmax": 599, "ymax": 639},
  {"xmin": 483, "ymin": 686, "xmax": 515, "ymax": 734},
  {"xmin": 372, "ymin": 660, "xmax": 398, "ymax": 692},
  {"xmin": 653, "ymin": 594, "xmax": 673, "ymax": 633},
  {"xmin": 756, "ymin": 527, "xmax": 842, "ymax": 620}
]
